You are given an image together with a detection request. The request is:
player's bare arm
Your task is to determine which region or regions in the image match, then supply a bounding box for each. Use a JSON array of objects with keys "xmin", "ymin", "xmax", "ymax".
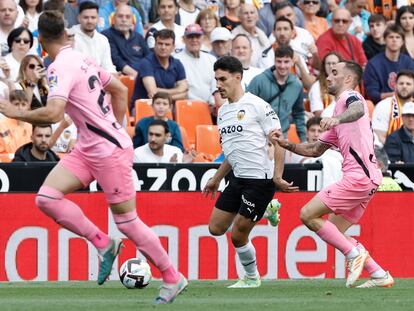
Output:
[
  {"xmin": 0, "ymin": 97, "xmax": 65, "ymax": 124},
  {"xmin": 320, "ymin": 102, "xmax": 364, "ymax": 131},
  {"xmin": 104, "ymin": 76, "xmax": 128, "ymax": 125},
  {"xmin": 270, "ymin": 130, "xmax": 331, "ymax": 157},
  {"xmin": 203, "ymin": 159, "xmax": 231, "ymax": 199},
  {"xmin": 270, "ymin": 129, "xmax": 299, "ymax": 192}
]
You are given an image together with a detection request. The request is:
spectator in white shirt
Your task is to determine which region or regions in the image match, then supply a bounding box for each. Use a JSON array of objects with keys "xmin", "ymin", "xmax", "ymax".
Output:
[
  {"xmin": 231, "ymin": 33, "xmax": 263, "ymax": 90},
  {"xmin": 72, "ymin": 1, "xmax": 116, "ymax": 73},
  {"xmin": 133, "ymin": 119, "xmax": 184, "ymax": 163}
]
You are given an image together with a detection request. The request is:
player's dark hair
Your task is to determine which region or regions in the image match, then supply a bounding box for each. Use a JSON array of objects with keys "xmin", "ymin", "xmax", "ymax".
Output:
[
  {"xmin": 153, "ymin": 92, "xmax": 173, "ymax": 107},
  {"xmin": 79, "ymin": 1, "xmax": 99, "ymax": 14},
  {"xmin": 149, "ymin": 119, "xmax": 170, "ymax": 134},
  {"xmin": 274, "ymin": 45, "xmax": 294, "ymax": 59},
  {"xmin": 32, "ymin": 124, "xmax": 53, "ymax": 132},
  {"xmin": 368, "ymin": 13, "xmax": 386, "ymax": 25},
  {"xmin": 38, "ymin": 10, "xmax": 66, "ymax": 42},
  {"xmin": 397, "ymin": 69, "xmax": 414, "ymax": 81},
  {"xmin": 273, "ymin": 16, "xmax": 294, "ymax": 31},
  {"xmin": 306, "ymin": 117, "xmax": 322, "ymax": 130},
  {"xmin": 383, "ymin": 23, "xmax": 405, "ymax": 40},
  {"xmin": 154, "ymin": 29, "xmax": 175, "ymax": 43},
  {"xmin": 9, "ymin": 90, "xmax": 29, "ymax": 103},
  {"xmin": 341, "ymin": 60, "xmax": 363, "ymax": 86},
  {"xmin": 214, "ymin": 56, "xmax": 243, "ymax": 76}
]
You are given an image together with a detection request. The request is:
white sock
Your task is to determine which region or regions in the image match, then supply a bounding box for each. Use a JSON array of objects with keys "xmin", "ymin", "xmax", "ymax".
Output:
[
  {"xmin": 346, "ymin": 247, "xmax": 360, "ymax": 259},
  {"xmin": 371, "ymin": 269, "xmax": 387, "ymax": 278},
  {"xmin": 235, "ymin": 241, "xmax": 258, "ymax": 278}
]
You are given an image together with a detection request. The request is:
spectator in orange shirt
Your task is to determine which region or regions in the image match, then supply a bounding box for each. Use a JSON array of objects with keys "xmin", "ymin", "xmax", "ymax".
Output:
[
  {"xmin": 0, "ymin": 89, "xmax": 32, "ymax": 155},
  {"xmin": 298, "ymin": 0, "xmax": 329, "ymax": 41}
]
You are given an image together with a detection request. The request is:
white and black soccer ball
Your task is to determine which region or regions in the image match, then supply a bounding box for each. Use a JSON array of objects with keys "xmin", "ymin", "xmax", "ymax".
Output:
[{"xmin": 119, "ymin": 258, "xmax": 152, "ymax": 289}]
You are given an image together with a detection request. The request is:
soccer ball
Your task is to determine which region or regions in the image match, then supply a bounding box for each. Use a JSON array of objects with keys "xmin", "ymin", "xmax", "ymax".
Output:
[{"xmin": 119, "ymin": 258, "xmax": 152, "ymax": 289}]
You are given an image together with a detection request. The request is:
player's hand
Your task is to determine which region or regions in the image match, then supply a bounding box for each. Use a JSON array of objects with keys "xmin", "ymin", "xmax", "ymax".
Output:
[
  {"xmin": 269, "ymin": 130, "xmax": 290, "ymax": 149},
  {"xmin": 203, "ymin": 178, "xmax": 220, "ymax": 199},
  {"xmin": 273, "ymin": 177, "xmax": 299, "ymax": 192},
  {"xmin": 0, "ymin": 99, "xmax": 19, "ymax": 119},
  {"xmin": 320, "ymin": 117, "xmax": 340, "ymax": 131},
  {"xmin": 61, "ymin": 115, "xmax": 73, "ymax": 128}
]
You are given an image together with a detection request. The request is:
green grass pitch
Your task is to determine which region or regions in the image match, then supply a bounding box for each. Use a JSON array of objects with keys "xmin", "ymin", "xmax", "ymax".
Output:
[{"xmin": 1, "ymin": 279, "xmax": 413, "ymax": 311}]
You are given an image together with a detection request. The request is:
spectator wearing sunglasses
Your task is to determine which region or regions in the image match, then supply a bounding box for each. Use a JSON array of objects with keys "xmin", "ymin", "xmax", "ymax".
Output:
[
  {"xmin": 298, "ymin": 0, "xmax": 329, "ymax": 41},
  {"xmin": 316, "ymin": 8, "xmax": 367, "ymax": 67},
  {"xmin": 0, "ymin": 27, "xmax": 33, "ymax": 81},
  {"xmin": 15, "ymin": 54, "xmax": 48, "ymax": 110},
  {"xmin": 326, "ymin": 0, "xmax": 371, "ymax": 42}
]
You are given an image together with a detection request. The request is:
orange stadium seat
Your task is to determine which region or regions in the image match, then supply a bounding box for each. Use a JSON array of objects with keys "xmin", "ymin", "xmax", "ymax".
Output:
[
  {"xmin": 0, "ymin": 153, "xmax": 13, "ymax": 163},
  {"xmin": 119, "ymin": 75, "xmax": 135, "ymax": 126},
  {"xmin": 287, "ymin": 124, "xmax": 301, "ymax": 144},
  {"xmin": 134, "ymin": 99, "xmax": 173, "ymax": 123},
  {"xmin": 179, "ymin": 126, "xmax": 191, "ymax": 151},
  {"xmin": 175, "ymin": 100, "xmax": 213, "ymax": 145},
  {"xmin": 119, "ymin": 75, "xmax": 135, "ymax": 103},
  {"xmin": 196, "ymin": 125, "xmax": 221, "ymax": 157}
]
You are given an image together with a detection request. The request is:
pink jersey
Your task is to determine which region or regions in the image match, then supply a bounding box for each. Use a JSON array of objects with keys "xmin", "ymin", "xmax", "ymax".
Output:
[
  {"xmin": 47, "ymin": 46, "xmax": 132, "ymax": 158},
  {"xmin": 319, "ymin": 89, "xmax": 382, "ymax": 185}
]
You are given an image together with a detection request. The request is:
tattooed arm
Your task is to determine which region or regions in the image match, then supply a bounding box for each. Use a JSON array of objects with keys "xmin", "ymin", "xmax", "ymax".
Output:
[
  {"xmin": 269, "ymin": 131, "xmax": 331, "ymax": 157},
  {"xmin": 320, "ymin": 102, "xmax": 365, "ymax": 130}
]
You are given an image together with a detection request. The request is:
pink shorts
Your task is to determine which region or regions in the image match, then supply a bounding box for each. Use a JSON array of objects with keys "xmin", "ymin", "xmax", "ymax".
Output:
[
  {"xmin": 59, "ymin": 146, "xmax": 135, "ymax": 204},
  {"xmin": 317, "ymin": 177, "xmax": 378, "ymax": 224}
]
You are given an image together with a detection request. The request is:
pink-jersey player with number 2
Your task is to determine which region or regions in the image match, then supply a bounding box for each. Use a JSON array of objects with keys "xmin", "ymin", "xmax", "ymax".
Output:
[
  {"xmin": 0, "ymin": 11, "xmax": 187, "ymax": 304},
  {"xmin": 271, "ymin": 60, "xmax": 394, "ymax": 288}
]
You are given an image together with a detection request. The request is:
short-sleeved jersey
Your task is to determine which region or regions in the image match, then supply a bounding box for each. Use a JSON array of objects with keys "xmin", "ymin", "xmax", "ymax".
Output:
[
  {"xmin": 319, "ymin": 89, "xmax": 382, "ymax": 185},
  {"xmin": 47, "ymin": 46, "xmax": 132, "ymax": 158},
  {"xmin": 218, "ymin": 92, "xmax": 281, "ymax": 179}
]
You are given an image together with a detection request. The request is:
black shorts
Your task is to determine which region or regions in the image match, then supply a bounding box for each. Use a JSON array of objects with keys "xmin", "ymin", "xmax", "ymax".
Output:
[{"xmin": 215, "ymin": 174, "xmax": 276, "ymax": 222}]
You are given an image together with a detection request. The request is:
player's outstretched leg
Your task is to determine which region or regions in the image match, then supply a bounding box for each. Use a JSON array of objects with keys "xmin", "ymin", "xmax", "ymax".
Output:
[
  {"xmin": 113, "ymin": 210, "xmax": 188, "ymax": 303},
  {"xmin": 36, "ymin": 185, "xmax": 119, "ymax": 285},
  {"xmin": 264, "ymin": 199, "xmax": 281, "ymax": 227},
  {"xmin": 348, "ymin": 238, "xmax": 394, "ymax": 288}
]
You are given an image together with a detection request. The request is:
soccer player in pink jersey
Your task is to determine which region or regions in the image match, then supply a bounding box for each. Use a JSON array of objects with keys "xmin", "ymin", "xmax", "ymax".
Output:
[
  {"xmin": 271, "ymin": 60, "xmax": 394, "ymax": 288},
  {"xmin": 0, "ymin": 11, "xmax": 187, "ymax": 304}
]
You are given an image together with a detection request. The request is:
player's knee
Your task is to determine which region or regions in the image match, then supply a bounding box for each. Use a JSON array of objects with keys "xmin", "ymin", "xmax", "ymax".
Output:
[
  {"xmin": 208, "ymin": 224, "xmax": 226, "ymax": 236},
  {"xmin": 36, "ymin": 186, "xmax": 64, "ymax": 213},
  {"xmin": 299, "ymin": 207, "xmax": 311, "ymax": 225}
]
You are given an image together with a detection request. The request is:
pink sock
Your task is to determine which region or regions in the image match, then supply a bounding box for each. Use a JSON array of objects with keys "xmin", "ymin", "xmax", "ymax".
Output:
[
  {"xmin": 161, "ymin": 266, "xmax": 181, "ymax": 284},
  {"xmin": 113, "ymin": 210, "xmax": 180, "ymax": 283},
  {"xmin": 316, "ymin": 221, "xmax": 354, "ymax": 255},
  {"xmin": 349, "ymin": 237, "xmax": 382, "ymax": 274},
  {"xmin": 36, "ymin": 186, "xmax": 109, "ymax": 249}
]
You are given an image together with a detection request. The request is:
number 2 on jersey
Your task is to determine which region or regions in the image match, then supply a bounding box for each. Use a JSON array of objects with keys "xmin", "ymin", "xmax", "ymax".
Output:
[{"xmin": 88, "ymin": 75, "xmax": 110, "ymax": 116}]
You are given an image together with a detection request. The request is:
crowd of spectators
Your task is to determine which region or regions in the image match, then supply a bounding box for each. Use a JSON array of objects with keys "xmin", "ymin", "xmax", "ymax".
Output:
[{"xmin": 0, "ymin": 0, "xmax": 414, "ymax": 169}]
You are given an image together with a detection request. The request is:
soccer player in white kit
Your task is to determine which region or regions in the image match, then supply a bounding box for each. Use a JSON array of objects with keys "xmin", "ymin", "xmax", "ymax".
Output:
[
  {"xmin": 203, "ymin": 56, "xmax": 298, "ymax": 288},
  {"xmin": 0, "ymin": 11, "xmax": 187, "ymax": 304}
]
